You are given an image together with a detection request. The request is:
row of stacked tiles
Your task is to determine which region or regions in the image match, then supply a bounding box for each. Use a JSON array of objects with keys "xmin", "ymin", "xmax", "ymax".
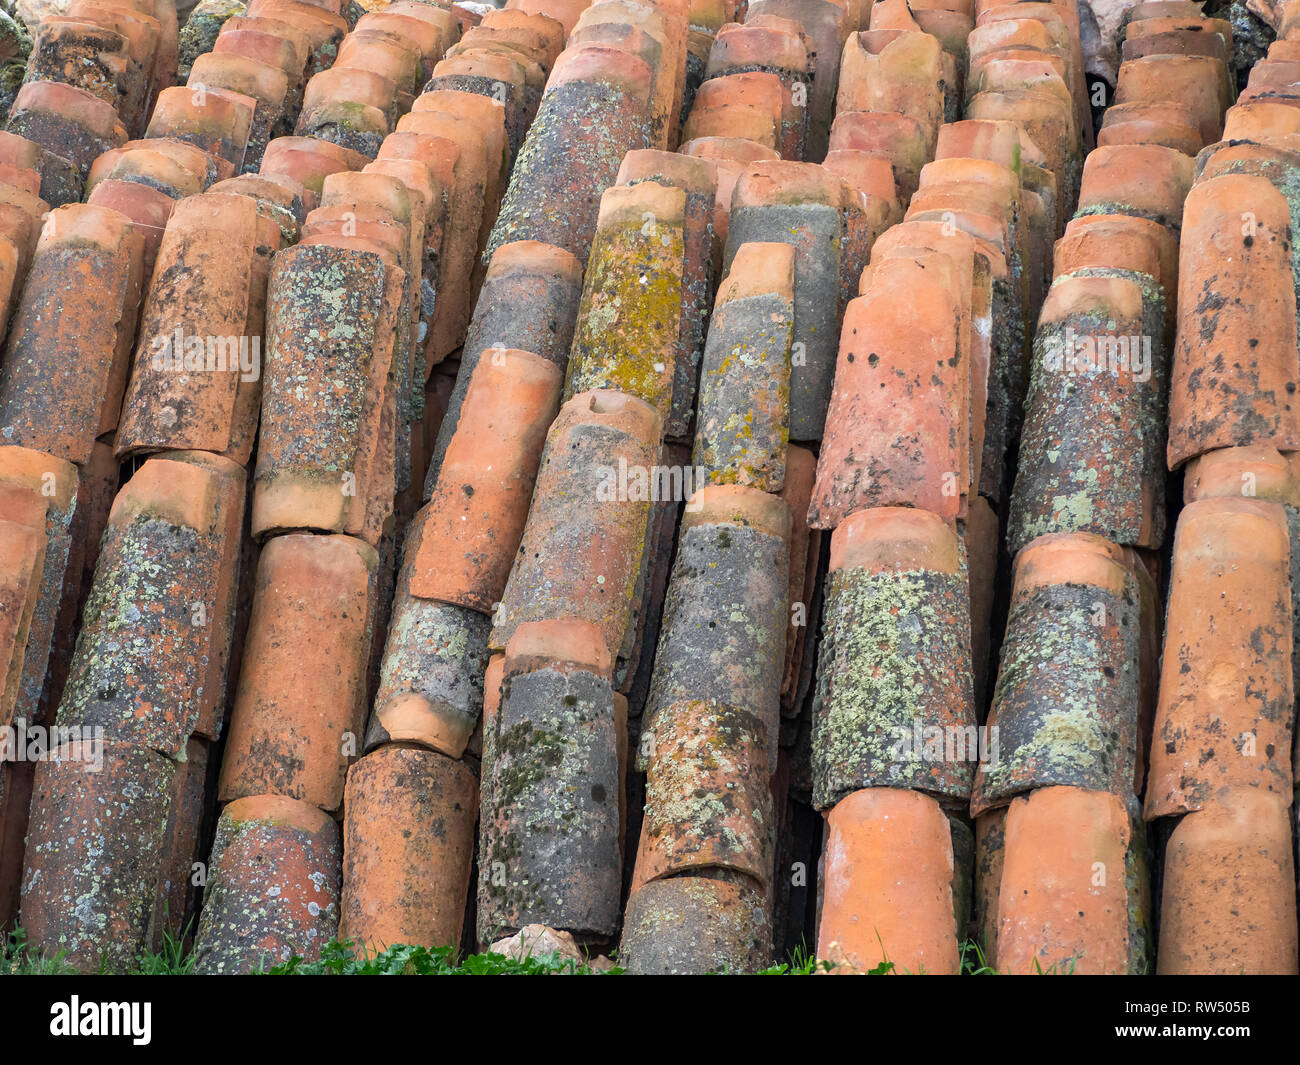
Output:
[
  {"xmin": 977, "ymin": 0, "xmax": 1300, "ymax": 977},
  {"xmin": 0, "ymin": 0, "xmax": 561, "ymax": 971},
  {"xmin": 0, "ymin": 0, "xmax": 1102, "ymax": 972},
  {"xmin": 1144, "ymin": 1, "xmax": 1300, "ymax": 976},
  {"xmin": 459, "ymin": 0, "xmax": 919, "ymax": 971},
  {"xmin": 808, "ymin": 0, "xmax": 1300, "ymax": 976},
  {"xmin": 340, "ymin": 0, "xmax": 682, "ymax": 964},
  {"xmin": 806, "ymin": 0, "xmax": 1090, "ymax": 974}
]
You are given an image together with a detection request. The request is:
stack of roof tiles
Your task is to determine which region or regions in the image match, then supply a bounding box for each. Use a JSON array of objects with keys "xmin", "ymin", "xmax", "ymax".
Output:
[
  {"xmin": 0, "ymin": 0, "xmax": 179, "ymax": 966},
  {"xmin": 797, "ymin": 0, "xmax": 1087, "ymax": 975},
  {"xmin": 191, "ymin": 0, "xmax": 560, "ymax": 972},
  {"xmin": 1148, "ymin": 0, "xmax": 1300, "ymax": 974},
  {"xmin": 0, "ymin": 0, "xmax": 546, "ymax": 973},
  {"xmin": 3, "ymin": 0, "xmax": 1300, "ymax": 979},
  {"xmin": 968, "ymin": 0, "xmax": 1200, "ymax": 977},
  {"xmin": 466, "ymin": 0, "xmax": 691, "ymax": 958},
  {"xmin": 971, "ymin": 0, "xmax": 1300, "ymax": 975}
]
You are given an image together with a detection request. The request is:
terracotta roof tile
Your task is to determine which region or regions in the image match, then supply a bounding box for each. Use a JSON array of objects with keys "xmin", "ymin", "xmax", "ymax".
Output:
[
  {"xmin": 209, "ymin": 170, "xmax": 306, "ymax": 236},
  {"xmin": 481, "ymin": 6, "xmax": 565, "ymax": 66},
  {"xmin": 297, "ymin": 65, "xmax": 399, "ymax": 156},
  {"xmin": 121, "ymin": 131, "xmax": 228, "ymax": 186},
  {"xmin": 633, "ymin": 696, "xmax": 776, "ymax": 889},
  {"xmin": 339, "ymin": 744, "xmax": 478, "ymax": 953},
  {"xmin": 505, "ymin": 0, "xmax": 591, "ymax": 38},
  {"xmin": 478, "ymin": 618, "xmax": 623, "ymax": 941},
  {"xmin": 427, "ymin": 239, "xmax": 581, "ymax": 489},
  {"xmin": 410, "ymin": 89, "xmax": 510, "ymax": 275},
  {"xmin": 367, "ymin": 538, "xmax": 492, "ymax": 757},
  {"xmin": 215, "ymin": 22, "xmax": 310, "ymax": 84},
  {"xmin": 21, "ymin": 742, "xmax": 180, "ymax": 972},
  {"xmin": 812, "ymin": 253, "xmax": 969, "ymax": 523},
  {"xmin": 192, "ymin": 793, "xmax": 343, "ymax": 973},
  {"xmin": 840, "ymin": 29, "xmax": 948, "ymax": 144},
  {"xmin": 677, "ymin": 132, "xmax": 779, "ymax": 244},
  {"xmin": 447, "ymin": 28, "xmax": 546, "ymax": 101},
  {"xmin": 56, "ymin": 451, "xmax": 245, "ymax": 753},
  {"xmin": 7, "ymin": 80, "xmax": 127, "ymax": 176},
  {"xmin": 116, "ymin": 191, "xmax": 277, "ymax": 462},
  {"xmin": 0, "ymin": 203, "xmax": 143, "ymax": 465},
  {"xmin": 146, "ymin": 83, "xmax": 253, "ymax": 166},
  {"xmin": 26, "ymin": 19, "xmax": 148, "ymax": 135},
  {"xmin": 813, "ymin": 508, "xmax": 975, "ymax": 808},
  {"xmin": 685, "ymin": 70, "xmax": 785, "ymax": 149},
  {"xmin": 0, "ymin": 446, "xmax": 78, "ymax": 736},
  {"xmin": 340, "ymin": 28, "xmax": 423, "ymax": 97},
  {"xmin": 973, "ymin": 532, "xmax": 1142, "ymax": 814},
  {"xmin": 692, "ymin": 240, "xmax": 793, "ymax": 490},
  {"xmin": 726, "ymin": 161, "xmax": 848, "ymax": 440},
  {"xmin": 484, "ymin": 43, "xmax": 654, "ymax": 265},
  {"xmin": 189, "ymin": 51, "xmax": 293, "ymax": 168},
  {"xmin": 1168, "ymin": 171, "xmax": 1298, "ymax": 467},
  {"xmin": 749, "ymin": 0, "xmax": 849, "ymax": 157},
  {"xmin": 245, "ymin": 0, "xmax": 348, "ymax": 75},
  {"xmin": 708, "ymin": 24, "xmax": 809, "ymax": 160},
  {"xmin": 219, "ymin": 533, "xmax": 378, "ymax": 812},
  {"xmin": 817, "ymin": 787, "xmax": 961, "ymax": 974},
  {"xmin": 1117, "ymin": 54, "xmax": 1227, "ymax": 144},
  {"xmin": 1077, "ymin": 141, "xmax": 1194, "ymax": 228},
  {"xmin": 830, "ymin": 108, "xmax": 931, "ymax": 198},
  {"xmin": 0, "ymin": 515, "xmax": 46, "ymax": 741},
  {"xmin": 1009, "ymin": 273, "xmax": 1165, "ymax": 551},
  {"xmin": 617, "ymin": 149, "xmax": 716, "ymax": 433},
  {"xmin": 490, "ymin": 389, "xmax": 661, "ymax": 678},
  {"xmin": 415, "ymin": 347, "xmax": 560, "ymax": 612},
  {"xmin": 620, "ymin": 873, "xmax": 772, "ymax": 973},
  {"xmin": 994, "ymin": 786, "xmax": 1139, "ymax": 974},
  {"xmin": 395, "ymin": 109, "xmax": 492, "ymax": 361},
  {"xmin": 0, "ymin": 130, "xmax": 81, "ymax": 207},
  {"xmin": 88, "ymin": 141, "xmax": 204, "ymax": 200},
  {"xmin": 565, "ymin": 181, "xmax": 685, "ymax": 420},
  {"xmin": 578, "ymin": 0, "xmax": 684, "ymax": 148},
  {"xmin": 1157, "ymin": 787, "xmax": 1298, "ymax": 974},
  {"xmin": 1146, "ymin": 498, "xmax": 1294, "ymax": 818}
]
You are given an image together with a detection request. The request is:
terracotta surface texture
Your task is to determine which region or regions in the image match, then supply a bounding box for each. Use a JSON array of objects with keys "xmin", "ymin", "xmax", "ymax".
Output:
[{"xmin": 5, "ymin": 0, "xmax": 1300, "ymax": 983}]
